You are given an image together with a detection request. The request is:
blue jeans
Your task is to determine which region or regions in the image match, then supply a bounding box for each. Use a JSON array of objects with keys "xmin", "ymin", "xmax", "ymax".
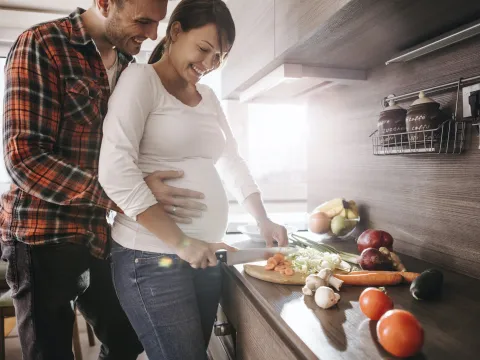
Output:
[
  {"xmin": 1, "ymin": 241, "xmax": 143, "ymax": 360},
  {"xmin": 110, "ymin": 242, "xmax": 222, "ymax": 360}
]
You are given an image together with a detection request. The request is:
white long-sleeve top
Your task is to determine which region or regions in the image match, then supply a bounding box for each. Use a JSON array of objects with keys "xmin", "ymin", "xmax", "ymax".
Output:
[{"xmin": 99, "ymin": 63, "xmax": 259, "ymax": 254}]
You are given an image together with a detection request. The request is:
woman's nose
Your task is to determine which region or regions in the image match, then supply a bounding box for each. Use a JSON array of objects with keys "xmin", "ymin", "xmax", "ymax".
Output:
[{"xmin": 203, "ymin": 54, "xmax": 218, "ymax": 71}]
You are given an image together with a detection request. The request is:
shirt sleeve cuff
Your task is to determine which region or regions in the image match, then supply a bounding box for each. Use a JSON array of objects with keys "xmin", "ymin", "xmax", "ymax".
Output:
[
  {"xmin": 233, "ymin": 185, "xmax": 261, "ymax": 204},
  {"xmin": 120, "ymin": 185, "xmax": 158, "ymax": 220}
]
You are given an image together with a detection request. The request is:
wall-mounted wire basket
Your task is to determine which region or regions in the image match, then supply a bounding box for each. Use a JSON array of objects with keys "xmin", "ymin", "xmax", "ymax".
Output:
[
  {"xmin": 370, "ymin": 77, "xmax": 471, "ymax": 155},
  {"xmin": 370, "ymin": 120, "xmax": 466, "ymax": 155}
]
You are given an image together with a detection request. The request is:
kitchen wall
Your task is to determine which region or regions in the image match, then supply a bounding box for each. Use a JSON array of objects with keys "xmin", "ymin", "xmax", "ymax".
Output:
[{"xmin": 307, "ymin": 36, "xmax": 480, "ymax": 279}]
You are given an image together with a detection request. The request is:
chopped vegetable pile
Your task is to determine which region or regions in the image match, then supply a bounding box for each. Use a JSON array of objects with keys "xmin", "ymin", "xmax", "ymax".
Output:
[
  {"xmin": 264, "ymin": 253, "xmax": 295, "ymax": 276},
  {"xmin": 288, "ymin": 233, "xmax": 361, "ymax": 274},
  {"xmin": 287, "ymin": 248, "xmax": 342, "ymax": 274}
]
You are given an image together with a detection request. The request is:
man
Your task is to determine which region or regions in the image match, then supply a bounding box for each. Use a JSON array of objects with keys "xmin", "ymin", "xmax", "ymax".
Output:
[{"xmin": 0, "ymin": 1, "xmax": 206, "ymax": 359}]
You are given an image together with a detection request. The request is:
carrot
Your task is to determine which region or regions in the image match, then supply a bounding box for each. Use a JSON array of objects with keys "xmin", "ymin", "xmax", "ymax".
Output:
[
  {"xmin": 267, "ymin": 257, "xmax": 278, "ymax": 266},
  {"xmin": 264, "ymin": 253, "xmax": 295, "ymax": 276},
  {"xmin": 399, "ymin": 272, "xmax": 421, "ymax": 283},
  {"xmin": 273, "ymin": 253, "xmax": 285, "ymax": 262},
  {"xmin": 334, "ymin": 272, "xmax": 404, "ymax": 286},
  {"xmin": 346, "ymin": 271, "xmax": 421, "ymax": 284},
  {"xmin": 284, "ymin": 268, "xmax": 295, "ymax": 276},
  {"xmin": 265, "ymin": 263, "xmax": 275, "ymax": 270}
]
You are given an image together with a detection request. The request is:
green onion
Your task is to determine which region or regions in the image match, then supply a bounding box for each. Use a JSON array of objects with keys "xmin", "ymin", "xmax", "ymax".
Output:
[{"xmin": 289, "ymin": 233, "xmax": 360, "ymax": 271}]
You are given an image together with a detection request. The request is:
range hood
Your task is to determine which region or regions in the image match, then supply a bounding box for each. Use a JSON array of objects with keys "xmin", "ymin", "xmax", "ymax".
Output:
[{"xmin": 238, "ymin": 64, "xmax": 367, "ymax": 103}]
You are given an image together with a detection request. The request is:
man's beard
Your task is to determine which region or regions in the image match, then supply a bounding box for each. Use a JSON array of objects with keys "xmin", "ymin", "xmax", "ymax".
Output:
[{"xmin": 105, "ymin": 17, "xmax": 126, "ymax": 53}]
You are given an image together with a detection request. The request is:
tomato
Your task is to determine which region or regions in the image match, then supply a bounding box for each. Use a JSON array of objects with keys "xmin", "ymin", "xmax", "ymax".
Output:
[
  {"xmin": 359, "ymin": 287, "xmax": 394, "ymax": 320},
  {"xmin": 377, "ymin": 309, "xmax": 424, "ymax": 358}
]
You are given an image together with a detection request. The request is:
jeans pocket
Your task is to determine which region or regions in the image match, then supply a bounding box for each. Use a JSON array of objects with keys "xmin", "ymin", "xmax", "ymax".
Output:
[
  {"xmin": 1, "ymin": 245, "xmax": 18, "ymax": 294},
  {"xmin": 136, "ymin": 251, "xmax": 181, "ymax": 262},
  {"xmin": 134, "ymin": 252, "xmax": 189, "ymax": 277}
]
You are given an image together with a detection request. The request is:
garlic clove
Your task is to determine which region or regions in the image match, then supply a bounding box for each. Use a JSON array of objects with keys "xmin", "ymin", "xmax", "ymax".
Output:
[
  {"xmin": 302, "ymin": 286, "xmax": 313, "ymax": 296},
  {"xmin": 334, "ymin": 293, "xmax": 341, "ymax": 303},
  {"xmin": 329, "ymin": 276, "xmax": 344, "ymax": 292},
  {"xmin": 305, "ymin": 274, "xmax": 327, "ymax": 293},
  {"xmin": 318, "ymin": 268, "xmax": 343, "ymax": 291}
]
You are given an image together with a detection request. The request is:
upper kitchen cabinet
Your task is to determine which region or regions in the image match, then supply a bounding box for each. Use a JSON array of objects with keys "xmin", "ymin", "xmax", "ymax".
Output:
[
  {"xmin": 274, "ymin": 0, "xmax": 352, "ymax": 58},
  {"xmin": 222, "ymin": 0, "xmax": 361, "ymax": 100},
  {"xmin": 221, "ymin": 0, "xmax": 480, "ymax": 100},
  {"xmin": 220, "ymin": 0, "xmax": 275, "ymax": 98}
]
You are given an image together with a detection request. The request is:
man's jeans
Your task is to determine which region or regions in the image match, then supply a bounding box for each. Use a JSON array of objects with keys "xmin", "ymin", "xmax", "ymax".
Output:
[{"xmin": 1, "ymin": 241, "xmax": 143, "ymax": 360}]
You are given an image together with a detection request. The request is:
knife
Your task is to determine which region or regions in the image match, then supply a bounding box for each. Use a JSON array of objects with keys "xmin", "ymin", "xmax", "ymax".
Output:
[{"xmin": 215, "ymin": 247, "xmax": 297, "ymax": 266}]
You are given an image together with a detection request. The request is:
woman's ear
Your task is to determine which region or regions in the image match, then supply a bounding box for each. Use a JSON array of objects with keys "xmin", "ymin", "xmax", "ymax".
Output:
[{"xmin": 170, "ymin": 21, "xmax": 183, "ymax": 42}]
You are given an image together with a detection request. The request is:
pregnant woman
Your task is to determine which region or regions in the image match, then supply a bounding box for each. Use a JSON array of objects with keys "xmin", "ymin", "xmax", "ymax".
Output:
[{"xmin": 98, "ymin": 0, "xmax": 288, "ymax": 358}]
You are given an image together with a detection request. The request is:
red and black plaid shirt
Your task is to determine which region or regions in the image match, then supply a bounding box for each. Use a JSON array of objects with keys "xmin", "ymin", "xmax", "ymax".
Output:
[{"xmin": 1, "ymin": 8, "xmax": 133, "ymax": 258}]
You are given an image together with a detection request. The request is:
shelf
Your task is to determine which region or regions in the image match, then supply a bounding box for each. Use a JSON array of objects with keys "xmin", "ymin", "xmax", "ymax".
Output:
[{"xmin": 385, "ymin": 18, "xmax": 480, "ymax": 65}]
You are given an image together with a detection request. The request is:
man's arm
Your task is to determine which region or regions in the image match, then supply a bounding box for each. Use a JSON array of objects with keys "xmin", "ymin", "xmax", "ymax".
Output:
[{"xmin": 3, "ymin": 29, "xmax": 115, "ymax": 209}]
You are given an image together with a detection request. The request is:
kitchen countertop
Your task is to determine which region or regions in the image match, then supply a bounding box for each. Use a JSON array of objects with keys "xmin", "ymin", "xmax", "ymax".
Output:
[{"xmin": 223, "ymin": 233, "xmax": 480, "ymax": 360}]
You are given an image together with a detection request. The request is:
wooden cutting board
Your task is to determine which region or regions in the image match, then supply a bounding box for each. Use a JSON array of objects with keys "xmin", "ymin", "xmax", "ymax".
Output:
[
  {"xmin": 243, "ymin": 264, "xmax": 355, "ymax": 285},
  {"xmin": 243, "ymin": 264, "xmax": 418, "ymax": 287},
  {"xmin": 243, "ymin": 264, "xmax": 307, "ymax": 285}
]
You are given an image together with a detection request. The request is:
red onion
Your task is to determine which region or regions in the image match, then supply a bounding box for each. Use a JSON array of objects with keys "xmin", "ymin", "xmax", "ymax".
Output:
[
  {"xmin": 359, "ymin": 248, "xmax": 394, "ymax": 271},
  {"xmin": 357, "ymin": 230, "xmax": 394, "ymax": 253}
]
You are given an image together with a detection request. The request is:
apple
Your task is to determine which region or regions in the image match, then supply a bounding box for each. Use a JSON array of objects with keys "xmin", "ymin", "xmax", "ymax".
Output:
[
  {"xmin": 357, "ymin": 229, "xmax": 394, "ymax": 253},
  {"xmin": 309, "ymin": 212, "xmax": 331, "ymax": 234}
]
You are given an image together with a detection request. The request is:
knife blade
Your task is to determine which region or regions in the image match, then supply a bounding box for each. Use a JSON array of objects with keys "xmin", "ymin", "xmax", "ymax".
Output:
[{"xmin": 216, "ymin": 247, "xmax": 297, "ymax": 266}]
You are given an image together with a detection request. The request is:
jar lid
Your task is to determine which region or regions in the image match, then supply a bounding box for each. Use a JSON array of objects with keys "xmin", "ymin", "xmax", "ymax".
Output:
[
  {"xmin": 384, "ymin": 99, "xmax": 404, "ymax": 111},
  {"xmin": 411, "ymin": 91, "xmax": 437, "ymax": 105}
]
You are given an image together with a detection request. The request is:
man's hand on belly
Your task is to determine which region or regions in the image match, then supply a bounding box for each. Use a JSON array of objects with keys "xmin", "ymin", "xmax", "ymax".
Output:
[{"xmin": 145, "ymin": 170, "xmax": 207, "ymax": 224}]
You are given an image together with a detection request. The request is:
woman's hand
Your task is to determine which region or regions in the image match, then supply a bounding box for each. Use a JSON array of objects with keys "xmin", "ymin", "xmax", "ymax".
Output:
[
  {"xmin": 175, "ymin": 237, "xmax": 238, "ymax": 269},
  {"xmin": 258, "ymin": 219, "xmax": 289, "ymax": 247},
  {"xmin": 144, "ymin": 170, "xmax": 207, "ymax": 224}
]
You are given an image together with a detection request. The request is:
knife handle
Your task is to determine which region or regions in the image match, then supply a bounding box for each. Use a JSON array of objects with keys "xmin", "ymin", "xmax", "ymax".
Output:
[{"xmin": 216, "ymin": 250, "xmax": 227, "ymax": 263}]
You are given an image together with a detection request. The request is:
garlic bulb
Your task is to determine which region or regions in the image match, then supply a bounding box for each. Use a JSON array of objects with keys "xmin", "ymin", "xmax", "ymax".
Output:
[
  {"xmin": 318, "ymin": 268, "xmax": 343, "ymax": 291},
  {"xmin": 302, "ymin": 274, "xmax": 327, "ymax": 296},
  {"xmin": 314, "ymin": 286, "xmax": 341, "ymax": 309}
]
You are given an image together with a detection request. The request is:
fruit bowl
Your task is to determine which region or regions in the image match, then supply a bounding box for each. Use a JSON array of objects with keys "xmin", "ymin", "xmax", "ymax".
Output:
[
  {"xmin": 307, "ymin": 216, "xmax": 361, "ymax": 240},
  {"xmin": 333, "ymin": 216, "xmax": 361, "ymax": 239},
  {"xmin": 309, "ymin": 198, "xmax": 362, "ymax": 239}
]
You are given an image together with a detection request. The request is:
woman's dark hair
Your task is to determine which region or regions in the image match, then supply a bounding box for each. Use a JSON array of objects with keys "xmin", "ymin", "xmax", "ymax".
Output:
[{"xmin": 148, "ymin": 0, "xmax": 235, "ymax": 64}]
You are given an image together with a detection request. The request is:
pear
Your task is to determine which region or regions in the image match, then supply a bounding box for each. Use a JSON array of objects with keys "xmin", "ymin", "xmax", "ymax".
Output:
[
  {"xmin": 331, "ymin": 215, "xmax": 346, "ymax": 235},
  {"xmin": 331, "ymin": 215, "xmax": 357, "ymax": 236}
]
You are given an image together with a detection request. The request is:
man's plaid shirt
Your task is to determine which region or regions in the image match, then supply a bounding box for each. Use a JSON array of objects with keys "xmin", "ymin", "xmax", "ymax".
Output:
[{"xmin": 1, "ymin": 8, "xmax": 133, "ymax": 258}]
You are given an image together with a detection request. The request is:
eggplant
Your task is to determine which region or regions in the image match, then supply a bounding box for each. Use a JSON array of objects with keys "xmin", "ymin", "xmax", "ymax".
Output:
[{"xmin": 410, "ymin": 269, "xmax": 443, "ymax": 300}]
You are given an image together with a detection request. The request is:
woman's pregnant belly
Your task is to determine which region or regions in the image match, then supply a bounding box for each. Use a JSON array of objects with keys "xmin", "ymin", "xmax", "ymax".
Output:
[
  {"xmin": 162, "ymin": 159, "xmax": 229, "ymax": 241},
  {"xmin": 112, "ymin": 158, "xmax": 229, "ymax": 253}
]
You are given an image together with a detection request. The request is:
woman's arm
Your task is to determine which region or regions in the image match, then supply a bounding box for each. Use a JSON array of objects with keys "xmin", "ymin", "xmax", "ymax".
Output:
[
  {"xmin": 242, "ymin": 192, "xmax": 288, "ymax": 247},
  {"xmin": 210, "ymin": 89, "xmax": 288, "ymax": 247},
  {"xmin": 99, "ymin": 65, "xmax": 158, "ymax": 220},
  {"xmin": 242, "ymin": 192, "xmax": 269, "ymax": 224}
]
